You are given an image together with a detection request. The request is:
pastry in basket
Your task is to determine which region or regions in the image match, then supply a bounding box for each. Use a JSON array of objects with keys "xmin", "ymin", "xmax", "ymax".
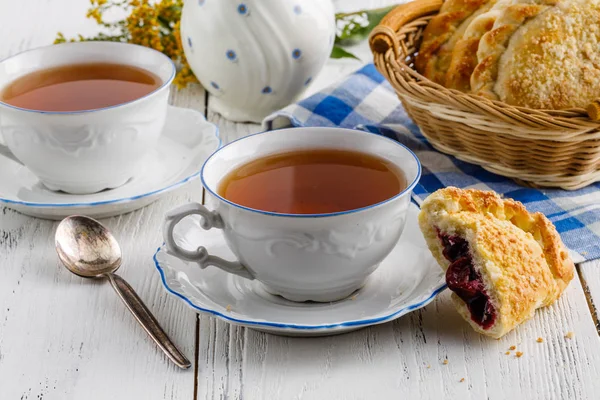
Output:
[
  {"xmin": 415, "ymin": 0, "xmax": 498, "ymax": 85},
  {"xmin": 472, "ymin": 0, "xmax": 600, "ymax": 109},
  {"xmin": 445, "ymin": 0, "xmax": 511, "ymax": 91},
  {"xmin": 470, "ymin": 0, "xmax": 555, "ymax": 98},
  {"xmin": 418, "ymin": 187, "xmax": 574, "ymax": 338}
]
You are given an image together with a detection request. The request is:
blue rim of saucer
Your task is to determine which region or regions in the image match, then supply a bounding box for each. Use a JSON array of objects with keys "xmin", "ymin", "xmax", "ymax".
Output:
[
  {"xmin": 0, "ymin": 109, "xmax": 221, "ymax": 208},
  {"xmin": 201, "ymin": 127, "xmax": 422, "ymax": 218},
  {"xmin": 153, "ymin": 246, "xmax": 447, "ymax": 331}
]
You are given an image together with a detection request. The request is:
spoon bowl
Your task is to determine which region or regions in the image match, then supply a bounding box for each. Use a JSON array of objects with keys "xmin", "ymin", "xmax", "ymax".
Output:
[
  {"xmin": 55, "ymin": 215, "xmax": 122, "ymax": 278},
  {"xmin": 55, "ymin": 215, "xmax": 191, "ymax": 369}
]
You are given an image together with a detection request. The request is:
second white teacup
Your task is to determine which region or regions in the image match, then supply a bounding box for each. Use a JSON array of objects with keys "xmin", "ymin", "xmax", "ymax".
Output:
[
  {"xmin": 0, "ymin": 42, "xmax": 175, "ymax": 194},
  {"xmin": 163, "ymin": 127, "xmax": 421, "ymax": 302}
]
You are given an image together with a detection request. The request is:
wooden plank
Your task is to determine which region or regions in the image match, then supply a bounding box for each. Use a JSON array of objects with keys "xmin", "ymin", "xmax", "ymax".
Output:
[
  {"xmin": 0, "ymin": 2, "xmax": 205, "ymax": 398},
  {"xmin": 196, "ymin": 109, "xmax": 260, "ymax": 400},
  {"xmin": 0, "ymin": 190, "xmax": 201, "ymax": 400},
  {"xmin": 197, "ymin": 268, "xmax": 600, "ymax": 399},
  {"xmin": 577, "ymin": 261, "xmax": 600, "ymax": 334},
  {"xmin": 207, "ymin": 111, "xmax": 263, "ymax": 144}
]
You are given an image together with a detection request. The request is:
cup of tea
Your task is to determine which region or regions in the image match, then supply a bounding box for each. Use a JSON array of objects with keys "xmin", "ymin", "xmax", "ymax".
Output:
[
  {"xmin": 0, "ymin": 42, "xmax": 175, "ymax": 194},
  {"xmin": 162, "ymin": 127, "xmax": 421, "ymax": 302}
]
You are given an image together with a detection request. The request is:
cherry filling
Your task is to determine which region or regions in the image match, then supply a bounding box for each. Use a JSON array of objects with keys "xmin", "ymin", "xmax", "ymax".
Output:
[{"xmin": 437, "ymin": 230, "xmax": 497, "ymax": 329}]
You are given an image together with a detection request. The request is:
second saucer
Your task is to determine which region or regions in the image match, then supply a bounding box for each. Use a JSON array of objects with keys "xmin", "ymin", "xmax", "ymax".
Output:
[{"xmin": 0, "ymin": 106, "xmax": 220, "ymax": 219}]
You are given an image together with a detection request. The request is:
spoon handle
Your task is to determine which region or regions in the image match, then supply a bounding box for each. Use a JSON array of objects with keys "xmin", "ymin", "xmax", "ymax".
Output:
[{"xmin": 106, "ymin": 272, "xmax": 192, "ymax": 369}]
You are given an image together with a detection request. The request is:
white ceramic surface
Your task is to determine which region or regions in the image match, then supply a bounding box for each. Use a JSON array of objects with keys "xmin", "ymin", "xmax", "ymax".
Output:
[
  {"xmin": 0, "ymin": 106, "xmax": 220, "ymax": 220},
  {"xmin": 0, "ymin": 42, "xmax": 175, "ymax": 194},
  {"xmin": 181, "ymin": 0, "xmax": 335, "ymax": 122},
  {"xmin": 155, "ymin": 203, "xmax": 446, "ymax": 336},
  {"xmin": 162, "ymin": 127, "xmax": 422, "ymax": 302}
]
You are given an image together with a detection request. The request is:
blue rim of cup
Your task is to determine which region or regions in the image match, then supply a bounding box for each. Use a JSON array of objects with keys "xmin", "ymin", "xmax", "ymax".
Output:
[
  {"xmin": 201, "ymin": 127, "xmax": 423, "ymax": 218},
  {"xmin": 0, "ymin": 111, "xmax": 221, "ymax": 208},
  {"xmin": 153, "ymin": 245, "xmax": 447, "ymax": 330},
  {"xmin": 0, "ymin": 41, "xmax": 177, "ymax": 115}
]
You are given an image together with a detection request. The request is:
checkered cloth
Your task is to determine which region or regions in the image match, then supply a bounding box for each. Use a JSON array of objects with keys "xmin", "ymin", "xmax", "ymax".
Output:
[{"xmin": 263, "ymin": 63, "xmax": 600, "ymax": 263}]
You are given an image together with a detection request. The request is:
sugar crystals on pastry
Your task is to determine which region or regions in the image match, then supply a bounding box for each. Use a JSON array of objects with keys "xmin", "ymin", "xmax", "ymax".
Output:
[
  {"xmin": 471, "ymin": 0, "xmax": 600, "ymax": 109},
  {"xmin": 418, "ymin": 187, "xmax": 574, "ymax": 338},
  {"xmin": 496, "ymin": 0, "xmax": 600, "ymax": 109},
  {"xmin": 470, "ymin": 0, "xmax": 556, "ymax": 99}
]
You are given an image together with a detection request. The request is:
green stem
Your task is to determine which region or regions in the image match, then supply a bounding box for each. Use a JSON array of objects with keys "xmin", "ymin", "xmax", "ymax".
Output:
[{"xmin": 334, "ymin": 5, "xmax": 396, "ymax": 20}]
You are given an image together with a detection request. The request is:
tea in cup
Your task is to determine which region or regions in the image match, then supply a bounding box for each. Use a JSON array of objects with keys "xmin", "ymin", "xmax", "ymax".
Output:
[
  {"xmin": 163, "ymin": 127, "xmax": 421, "ymax": 302},
  {"xmin": 0, "ymin": 41, "xmax": 175, "ymax": 194}
]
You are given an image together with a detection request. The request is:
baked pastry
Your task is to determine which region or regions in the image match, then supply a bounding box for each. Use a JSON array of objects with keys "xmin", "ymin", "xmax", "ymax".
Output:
[
  {"xmin": 445, "ymin": 0, "xmax": 510, "ymax": 91},
  {"xmin": 418, "ymin": 187, "xmax": 574, "ymax": 338},
  {"xmin": 415, "ymin": 0, "xmax": 495, "ymax": 85},
  {"xmin": 470, "ymin": 0, "xmax": 556, "ymax": 99},
  {"xmin": 495, "ymin": 0, "xmax": 600, "ymax": 109},
  {"xmin": 471, "ymin": 0, "xmax": 600, "ymax": 109}
]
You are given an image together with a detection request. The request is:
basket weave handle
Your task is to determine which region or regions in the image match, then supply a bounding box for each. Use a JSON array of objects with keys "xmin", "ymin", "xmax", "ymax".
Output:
[
  {"xmin": 587, "ymin": 100, "xmax": 600, "ymax": 121},
  {"xmin": 369, "ymin": 0, "xmax": 443, "ymax": 56}
]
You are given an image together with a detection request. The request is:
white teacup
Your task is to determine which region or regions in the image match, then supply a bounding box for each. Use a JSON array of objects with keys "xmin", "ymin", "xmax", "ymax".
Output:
[
  {"xmin": 0, "ymin": 42, "xmax": 175, "ymax": 194},
  {"xmin": 163, "ymin": 127, "xmax": 421, "ymax": 302}
]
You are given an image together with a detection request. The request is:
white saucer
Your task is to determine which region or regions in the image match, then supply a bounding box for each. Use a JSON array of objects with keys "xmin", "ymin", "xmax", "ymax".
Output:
[
  {"xmin": 0, "ymin": 106, "xmax": 220, "ymax": 220},
  {"xmin": 154, "ymin": 203, "xmax": 447, "ymax": 337}
]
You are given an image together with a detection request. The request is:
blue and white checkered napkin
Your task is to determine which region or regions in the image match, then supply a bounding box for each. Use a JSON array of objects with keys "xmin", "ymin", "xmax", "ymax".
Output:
[{"xmin": 263, "ymin": 63, "xmax": 600, "ymax": 263}]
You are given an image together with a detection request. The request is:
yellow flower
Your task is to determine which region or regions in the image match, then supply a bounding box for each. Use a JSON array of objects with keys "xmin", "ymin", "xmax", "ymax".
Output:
[
  {"xmin": 86, "ymin": 7, "xmax": 103, "ymax": 24},
  {"xmin": 54, "ymin": 32, "xmax": 66, "ymax": 44},
  {"xmin": 55, "ymin": 0, "xmax": 197, "ymax": 88}
]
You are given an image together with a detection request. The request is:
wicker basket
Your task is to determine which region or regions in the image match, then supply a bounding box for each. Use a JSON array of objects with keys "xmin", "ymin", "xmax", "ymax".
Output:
[{"xmin": 369, "ymin": 0, "xmax": 600, "ymax": 190}]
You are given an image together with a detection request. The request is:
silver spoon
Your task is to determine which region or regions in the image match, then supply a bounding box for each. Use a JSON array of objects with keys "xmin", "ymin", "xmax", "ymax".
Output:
[{"xmin": 55, "ymin": 215, "xmax": 191, "ymax": 369}]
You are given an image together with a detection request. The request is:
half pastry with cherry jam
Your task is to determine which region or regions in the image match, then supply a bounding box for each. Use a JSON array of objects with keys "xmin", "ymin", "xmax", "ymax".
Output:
[{"xmin": 418, "ymin": 187, "xmax": 574, "ymax": 338}]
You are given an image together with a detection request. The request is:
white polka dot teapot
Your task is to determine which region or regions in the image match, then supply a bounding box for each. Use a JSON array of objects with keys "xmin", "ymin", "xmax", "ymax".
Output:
[{"xmin": 181, "ymin": 0, "xmax": 335, "ymax": 122}]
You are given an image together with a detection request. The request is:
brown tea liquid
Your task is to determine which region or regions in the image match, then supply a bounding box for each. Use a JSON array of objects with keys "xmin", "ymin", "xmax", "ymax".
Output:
[
  {"xmin": 0, "ymin": 63, "xmax": 161, "ymax": 111},
  {"xmin": 218, "ymin": 149, "xmax": 406, "ymax": 214}
]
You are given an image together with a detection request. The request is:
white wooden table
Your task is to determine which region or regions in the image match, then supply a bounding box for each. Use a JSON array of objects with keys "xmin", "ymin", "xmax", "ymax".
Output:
[{"xmin": 1, "ymin": 1, "xmax": 599, "ymax": 399}]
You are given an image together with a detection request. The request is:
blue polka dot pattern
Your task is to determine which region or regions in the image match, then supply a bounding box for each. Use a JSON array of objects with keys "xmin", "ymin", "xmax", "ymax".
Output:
[
  {"xmin": 304, "ymin": 77, "xmax": 312, "ymax": 86},
  {"xmin": 226, "ymin": 50, "xmax": 238, "ymax": 61},
  {"xmin": 211, "ymin": 81, "xmax": 220, "ymax": 90},
  {"xmin": 187, "ymin": 37, "xmax": 192, "ymax": 48},
  {"xmin": 198, "ymin": 0, "xmax": 205, "ymax": 5},
  {"xmin": 292, "ymin": 49, "xmax": 302, "ymax": 59},
  {"xmin": 237, "ymin": 4, "xmax": 248, "ymax": 14},
  {"xmin": 262, "ymin": 86, "xmax": 272, "ymax": 94},
  {"xmin": 293, "ymin": 5, "xmax": 302, "ymax": 14}
]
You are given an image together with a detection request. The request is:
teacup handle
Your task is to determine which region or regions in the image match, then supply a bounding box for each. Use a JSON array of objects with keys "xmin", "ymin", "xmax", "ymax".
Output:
[{"xmin": 162, "ymin": 203, "xmax": 255, "ymax": 280}]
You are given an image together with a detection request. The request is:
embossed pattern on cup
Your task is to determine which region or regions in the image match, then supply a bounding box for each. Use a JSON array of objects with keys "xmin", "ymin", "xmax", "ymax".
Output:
[{"xmin": 164, "ymin": 127, "xmax": 421, "ymax": 303}]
